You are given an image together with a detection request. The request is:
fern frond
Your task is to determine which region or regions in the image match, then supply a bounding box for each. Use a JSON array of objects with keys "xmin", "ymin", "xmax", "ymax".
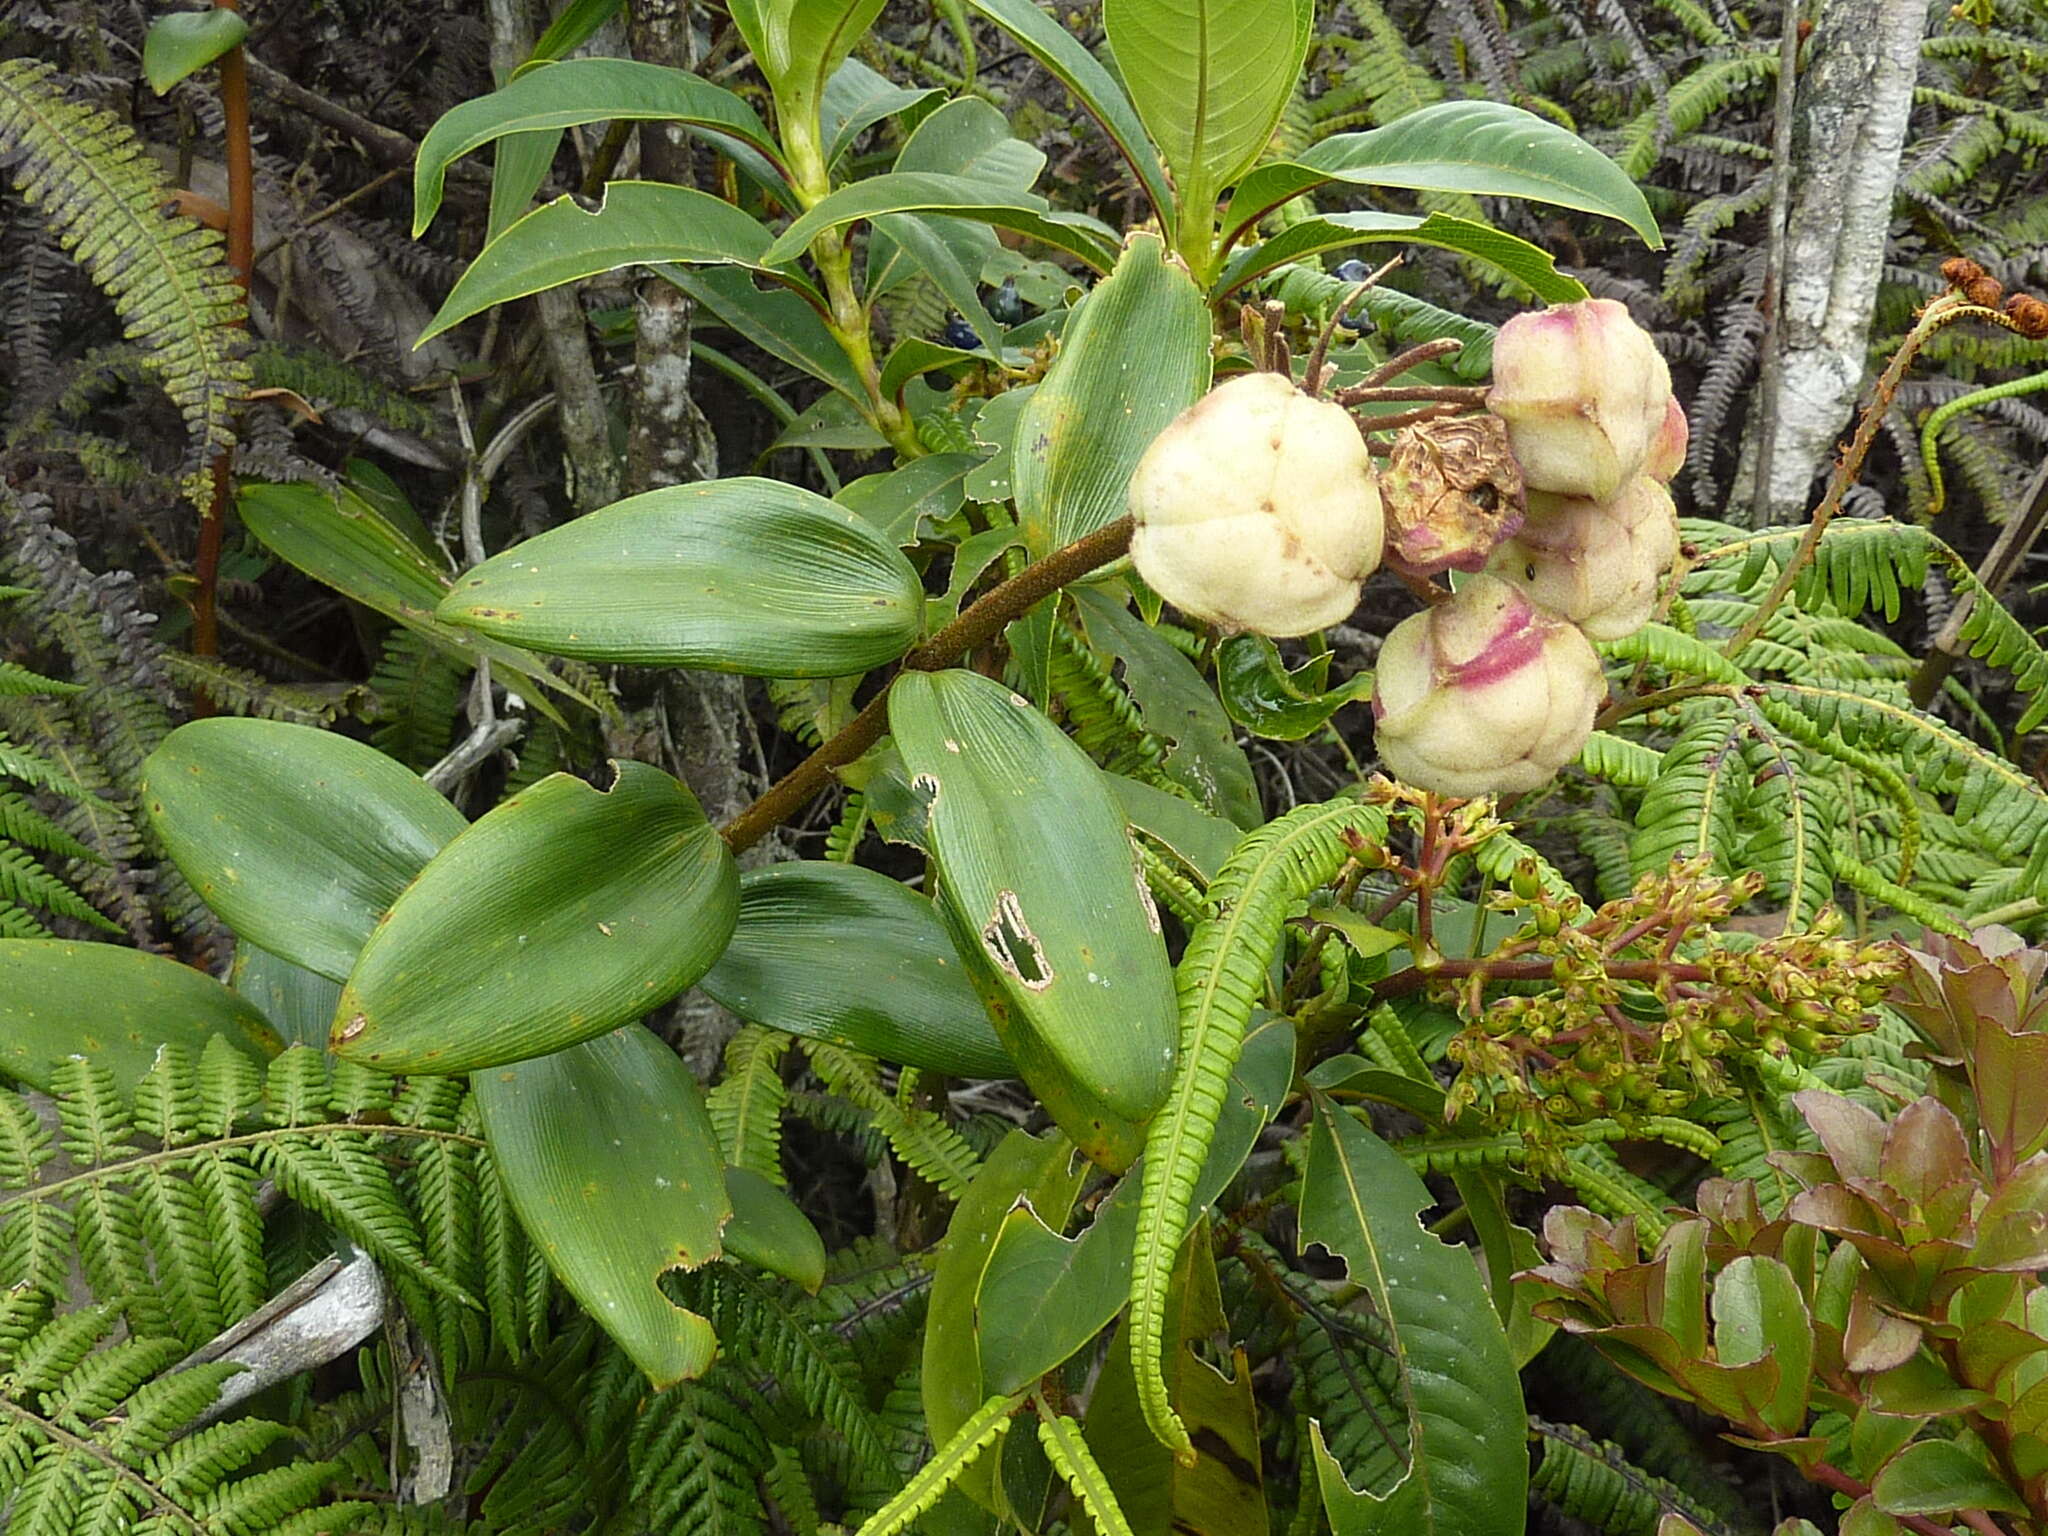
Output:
[
  {"xmin": 1129, "ymin": 796, "xmax": 1387, "ymax": 1456},
  {"xmin": 1529, "ymin": 1418, "xmax": 1739, "ymax": 1536},
  {"xmin": 627, "ymin": 1369, "xmax": 771, "ymax": 1535},
  {"xmin": 1037, "ymin": 1404, "xmax": 1137, "ymax": 1536},
  {"xmin": 708, "ymin": 1026, "xmax": 790, "ymax": 1185},
  {"xmin": 0, "ymin": 60, "xmax": 249, "ymax": 493},
  {"xmin": 803, "ymin": 1042, "xmax": 979, "ymax": 1198},
  {"xmin": 850, "ymin": 1392, "xmax": 1017, "ymax": 1536}
]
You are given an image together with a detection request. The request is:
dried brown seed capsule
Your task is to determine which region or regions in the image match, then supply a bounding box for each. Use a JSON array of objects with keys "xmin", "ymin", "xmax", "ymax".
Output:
[{"xmin": 1380, "ymin": 415, "xmax": 1527, "ymax": 577}]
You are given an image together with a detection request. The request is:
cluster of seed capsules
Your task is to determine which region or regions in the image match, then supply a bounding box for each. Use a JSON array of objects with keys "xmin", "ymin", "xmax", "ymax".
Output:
[{"xmin": 1127, "ymin": 292, "xmax": 1687, "ymax": 797}]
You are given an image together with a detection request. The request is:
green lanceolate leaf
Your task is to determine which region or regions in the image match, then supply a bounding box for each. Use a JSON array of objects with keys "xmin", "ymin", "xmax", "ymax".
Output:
[
  {"xmin": 1012, "ymin": 232, "xmax": 1211, "ymax": 557},
  {"xmin": 761, "ymin": 172, "xmax": 1122, "ymax": 273},
  {"xmin": 822, "ymin": 58, "xmax": 938, "ymax": 167},
  {"xmin": 964, "ymin": 0, "xmax": 1173, "ymax": 220},
  {"xmin": 437, "ymin": 478, "xmax": 926, "ymax": 676},
  {"xmin": 1217, "ymin": 635, "xmax": 1374, "ymax": 741},
  {"xmin": 334, "ymin": 762, "xmax": 738, "ymax": 1073},
  {"xmin": 664, "ymin": 264, "xmax": 867, "ymax": 401},
  {"xmin": 472, "ymin": 1024, "xmax": 730, "ymax": 1387},
  {"xmin": 1102, "ymin": 0, "xmax": 1309, "ymax": 235},
  {"xmin": 891, "ymin": 670, "xmax": 1179, "ymax": 1171},
  {"xmin": 1870, "ymin": 1438, "xmax": 2030, "ymax": 1519},
  {"xmin": 722, "ymin": 1165, "xmax": 827, "ymax": 1292},
  {"xmin": 142, "ymin": 718, "xmax": 467, "ymax": 982},
  {"xmin": 232, "ymin": 942, "xmax": 344, "ymax": 1050},
  {"xmin": 1300, "ymin": 1092, "xmax": 1527, "ymax": 1536},
  {"xmin": 698, "ymin": 861, "xmax": 1015, "ymax": 1078},
  {"xmin": 1222, "ymin": 100, "xmax": 1662, "ymax": 252},
  {"xmin": 414, "ymin": 60, "xmax": 783, "ymax": 234},
  {"xmin": 237, "ymin": 480, "xmax": 587, "ymax": 719},
  {"xmin": 1216, "ymin": 209, "xmax": 1589, "ymax": 303},
  {"xmin": 976, "ymin": 1013, "xmax": 1294, "ymax": 1393},
  {"xmin": 1127, "ymin": 798, "xmax": 1388, "ymax": 1457},
  {"xmin": 417, "ymin": 183, "xmax": 796, "ymax": 344},
  {"xmin": 142, "ymin": 9, "xmax": 248, "ymax": 94},
  {"xmin": 0, "ymin": 940, "xmax": 282, "ymax": 1091}
]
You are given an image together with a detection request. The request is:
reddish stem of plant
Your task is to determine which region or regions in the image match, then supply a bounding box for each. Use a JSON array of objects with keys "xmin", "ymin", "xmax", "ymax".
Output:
[
  {"xmin": 1368, "ymin": 955, "xmax": 1712, "ymax": 1002},
  {"xmin": 718, "ymin": 516, "xmax": 1138, "ymax": 854},
  {"xmin": 193, "ymin": 0, "xmax": 255, "ymax": 699}
]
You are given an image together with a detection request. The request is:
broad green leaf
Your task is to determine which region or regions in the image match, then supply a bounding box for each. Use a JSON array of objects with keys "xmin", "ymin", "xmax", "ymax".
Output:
[
  {"xmin": 237, "ymin": 481, "xmax": 585, "ymax": 720},
  {"xmin": 1013, "ymin": 232, "xmax": 1210, "ymax": 556},
  {"xmin": 1711, "ymin": 1255, "xmax": 1814, "ymax": 1437},
  {"xmin": 761, "ymin": 172, "xmax": 1121, "ymax": 273},
  {"xmin": 142, "ymin": 718, "xmax": 466, "ymax": 983},
  {"xmin": 1084, "ymin": 1222, "xmax": 1268, "ymax": 1536},
  {"xmin": 334, "ymin": 762, "xmax": 738, "ymax": 1073},
  {"xmin": 1217, "ymin": 635, "xmax": 1374, "ymax": 740},
  {"xmin": 873, "ymin": 212, "xmax": 1006, "ymax": 353},
  {"xmin": 765, "ymin": 0, "xmax": 888, "ymax": 122},
  {"xmin": 414, "ymin": 60, "xmax": 782, "ymax": 234},
  {"xmin": 473, "ymin": 1025, "xmax": 729, "ymax": 1386},
  {"xmin": 1103, "ymin": 0, "xmax": 1309, "ymax": 218},
  {"xmin": 1870, "ymin": 1439, "xmax": 2029, "ymax": 1518},
  {"xmin": 436, "ymin": 478, "xmax": 925, "ymax": 676},
  {"xmin": 1216, "ymin": 210, "xmax": 1589, "ymax": 303},
  {"xmin": 1072, "ymin": 588, "xmax": 1259, "ymax": 827},
  {"xmin": 879, "ymin": 336, "xmax": 981, "ymax": 405},
  {"xmin": 1302, "ymin": 1092, "xmax": 1527, "ymax": 1536},
  {"xmin": 822, "ymin": 56, "xmax": 939, "ymax": 166},
  {"xmin": 232, "ymin": 942, "xmax": 343, "ymax": 1051},
  {"xmin": 1107, "ymin": 772, "xmax": 1240, "ymax": 886},
  {"xmin": 975, "ymin": 1014, "xmax": 1293, "ymax": 1393},
  {"xmin": 418, "ymin": 183, "xmax": 802, "ymax": 344},
  {"xmin": 142, "ymin": 9, "xmax": 247, "ymax": 94},
  {"xmin": 896, "ymin": 95, "xmax": 1047, "ymax": 189},
  {"xmin": 697, "ymin": 861, "xmax": 1016, "ymax": 1078},
  {"xmin": 926, "ymin": 1129, "xmax": 1087, "ymax": 1512},
  {"xmin": 487, "ymin": 130, "xmax": 561, "ymax": 244},
  {"xmin": 837, "ymin": 452, "xmax": 981, "ymax": 545},
  {"xmin": 1224, "ymin": 100, "xmax": 1662, "ymax": 251},
  {"xmin": 892, "ymin": 670, "xmax": 1179, "ymax": 1170},
  {"xmin": 723, "ymin": 1165, "xmax": 827, "ymax": 1292},
  {"xmin": 767, "ymin": 388, "xmax": 893, "ymax": 452},
  {"xmin": 0, "ymin": 940, "xmax": 282, "ymax": 1092},
  {"xmin": 531, "ymin": 0, "xmax": 622, "ymax": 59},
  {"xmin": 661, "ymin": 264, "xmax": 866, "ymax": 401},
  {"xmin": 965, "ymin": 0, "xmax": 1174, "ymax": 219}
]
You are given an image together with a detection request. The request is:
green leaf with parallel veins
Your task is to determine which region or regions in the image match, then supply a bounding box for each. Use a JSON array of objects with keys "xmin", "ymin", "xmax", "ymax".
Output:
[
  {"xmin": 413, "ymin": 60, "xmax": 782, "ymax": 234},
  {"xmin": 1103, "ymin": 0, "xmax": 1309, "ymax": 222},
  {"xmin": 1870, "ymin": 1438, "xmax": 2029, "ymax": 1518},
  {"xmin": 761, "ymin": 172, "xmax": 1121, "ymax": 272},
  {"xmin": 1012, "ymin": 232, "xmax": 1211, "ymax": 557},
  {"xmin": 1217, "ymin": 635, "xmax": 1373, "ymax": 740},
  {"xmin": 0, "ymin": 940, "xmax": 282, "ymax": 1091},
  {"xmin": 418, "ymin": 183, "xmax": 797, "ymax": 344},
  {"xmin": 436, "ymin": 478, "xmax": 925, "ymax": 676},
  {"xmin": 334, "ymin": 762, "xmax": 738, "ymax": 1073},
  {"xmin": 232, "ymin": 942, "xmax": 343, "ymax": 1051},
  {"xmin": 473, "ymin": 1025, "xmax": 729, "ymax": 1387},
  {"xmin": 1216, "ymin": 210, "xmax": 1589, "ymax": 303},
  {"xmin": 1302, "ymin": 1091, "xmax": 1527, "ymax": 1536},
  {"xmin": 723, "ymin": 1166, "xmax": 827, "ymax": 1292},
  {"xmin": 964, "ymin": 0, "xmax": 1174, "ymax": 220},
  {"xmin": 975, "ymin": 1013, "xmax": 1293, "ymax": 1393},
  {"xmin": 142, "ymin": 9, "xmax": 248, "ymax": 94},
  {"xmin": 143, "ymin": 718, "xmax": 467, "ymax": 983},
  {"xmin": 891, "ymin": 669, "xmax": 1179, "ymax": 1170},
  {"xmin": 698, "ymin": 861, "xmax": 1015, "ymax": 1078},
  {"xmin": 1223, "ymin": 100, "xmax": 1662, "ymax": 251},
  {"xmin": 237, "ymin": 481, "xmax": 587, "ymax": 720}
]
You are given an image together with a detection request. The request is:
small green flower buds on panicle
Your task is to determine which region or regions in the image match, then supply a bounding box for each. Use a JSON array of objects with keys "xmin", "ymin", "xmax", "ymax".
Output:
[
  {"xmin": 1487, "ymin": 478, "xmax": 1681, "ymax": 641},
  {"xmin": 1485, "ymin": 298, "xmax": 1673, "ymax": 500},
  {"xmin": 1128, "ymin": 372, "xmax": 1384, "ymax": 637},
  {"xmin": 1379, "ymin": 415, "xmax": 1527, "ymax": 576},
  {"xmin": 1370, "ymin": 573, "xmax": 1605, "ymax": 797}
]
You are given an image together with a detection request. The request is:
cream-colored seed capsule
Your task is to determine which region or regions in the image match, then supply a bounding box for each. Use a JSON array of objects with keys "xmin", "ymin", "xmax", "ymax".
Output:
[
  {"xmin": 1128, "ymin": 372, "xmax": 1384, "ymax": 637},
  {"xmin": 1488, "ymin": 477, "xmax": 1680, "ymax": 642},
  {"xmin": 1372, "ymin": 574, "xmax": 1606, "ymax": 797},
  {"xmin": 1486, "ymin": 298, "xmax": 1674, "ymax": 501}
]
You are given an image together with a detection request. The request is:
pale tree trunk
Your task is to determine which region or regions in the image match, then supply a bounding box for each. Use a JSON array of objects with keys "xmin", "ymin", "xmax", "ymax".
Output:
[
  {"xmin": 620, "ymin": 0, "xmax": 763, "ymax": 1078},
  {"xmin": 485, "ymin": 0, "xmax": 620, "ymax": 515},
  {"xmin": 1748, "ymin": 0, "xmax": 1928, "ymax": 524}
]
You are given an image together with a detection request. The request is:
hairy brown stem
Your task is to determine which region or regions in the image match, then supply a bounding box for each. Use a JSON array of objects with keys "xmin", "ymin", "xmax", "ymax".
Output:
[
  {"xmin": 718, "ymin": 516, "xmax": 1138, "ymax": 854},
  {"xmin": 1334, "ymin": 382, "xmax": 1491, "ymax": 407},
  {"xmin": 1355, "ymin": 337, "xmax": 1465, "ymax": 389}
]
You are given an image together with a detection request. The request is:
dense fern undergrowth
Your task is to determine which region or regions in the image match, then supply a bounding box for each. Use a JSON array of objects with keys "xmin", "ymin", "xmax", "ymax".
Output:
[{"xmin": 7, "ymin": 0, "xmax": 2048, "ymax": 1534}]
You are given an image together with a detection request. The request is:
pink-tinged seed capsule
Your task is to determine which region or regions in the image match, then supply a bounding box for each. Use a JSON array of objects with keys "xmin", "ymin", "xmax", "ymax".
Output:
[
  {"xmin": 1129, "ymin": 372, "xmax": 1384, "ymax": 638},
  {"xmin": 1488, "ymin": 477, "xmax": 1680, "ymax": 642},
  {"xmin": 1643, "ymin": 396, "xmax": 1689, "ymax": 484},
  {"xmin": 1486, "ymin": 298, "xmax": 1673, "ymax": 501},
  {"xmin": 1371, "ymin": 574, "xmax": 1606, "ymax": 797}
]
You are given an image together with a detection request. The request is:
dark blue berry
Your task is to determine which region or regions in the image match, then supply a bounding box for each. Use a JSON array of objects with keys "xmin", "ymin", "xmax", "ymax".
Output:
[
  {"xmin": 987, "ymin": 277, "xmax": 1025, "ymax": 325},
  {"xmin": 1334, "ymin": 259, "xmax": 1371, "ymax": 284},
  {"xmin": 939, "ymin": 314, "xmax": 979, "ymax": 350}
]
